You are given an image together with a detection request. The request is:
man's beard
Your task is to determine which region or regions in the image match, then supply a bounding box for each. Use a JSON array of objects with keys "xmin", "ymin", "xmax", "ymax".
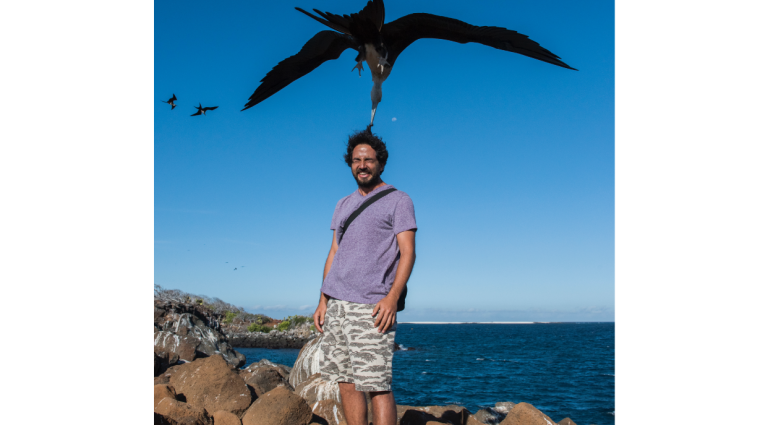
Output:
[{"xmin": 355, "ymin": 169, "xmax": 381, "ymax": 189}]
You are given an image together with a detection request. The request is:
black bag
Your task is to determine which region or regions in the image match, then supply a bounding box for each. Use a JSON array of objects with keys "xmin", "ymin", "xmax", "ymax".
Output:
[{"xmin": 337, "ymin": 188, "xmax": 408, "ymax": 311}]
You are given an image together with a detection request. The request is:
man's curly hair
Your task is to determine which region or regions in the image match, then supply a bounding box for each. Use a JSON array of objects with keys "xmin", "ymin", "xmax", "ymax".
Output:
[{"xmin": 343, "ymin": 129, "xmax": 389, "ymax": 170}]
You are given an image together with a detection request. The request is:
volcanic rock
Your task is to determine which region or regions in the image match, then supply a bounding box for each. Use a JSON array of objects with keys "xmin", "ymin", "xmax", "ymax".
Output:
[
  {"xmin": 155, "ymin": 384, "xmax": 179, "ymax": 409},
  {"xmin": 397, "ymin": 405, "xmax": 470, "ymax": 425},
  {"xmin": 239, "ymin": 363, "xmax": 293, "ymax": 397},
  {"xmin": 169, "ymin": 355, "xmax": 253, "ymax": 417},
  {"xmin": 156, "ymin": 351, "xmax": 181, "ymax": 377},
  {"xmin": 494, "ymin": 403, "xmax": 516, "ymax": 415},
  {"xmin": 241, "ymin": 386, "xmax": 313, "ymax": 425},
  {"xmin": 154, "ymin": 299, "xmax": 246, "ymax": 368},
  {"xmin": 155, "ymin": 397, "xmax": 212, "ymax": 425},
  {"xmin": 467, "ymin": 414, "xmax": 486, "ymax": 425},
  {"xmin": 213, "ymin": 410, "xmax": 242, "ymax": 425},
  {"xmin": 557, "ymin": 419, "xmax": 577, "ymax": 425},
  {"xmin": 155, "ymin": 330, "xmax": 200, "ymax": 363},
  {"xmin": 155, "ymin": 412, "xmax": 171, "ymax": 425},
  {"xmin": 294, "ymin": 373, "xmax": 341, "ymax": 405},
  {"xmin": 309, "ymin": 399, "xmax": 347, "ymax": 425},
  {"xmin": 473, "ymin": 407, "xmax": 506, "ymax": 425},
  {"xmin": 289, "ymin": 335, "xmax": 323, "ymax": 388},
  {"xmin": 499, "ymin": 403, "xmax": 557, "ymax": 425}
]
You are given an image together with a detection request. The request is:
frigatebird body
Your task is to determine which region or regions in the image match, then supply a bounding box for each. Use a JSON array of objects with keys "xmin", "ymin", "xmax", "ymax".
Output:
[
  {"xmin": 191, "ymin": 103, "xmax": 219, "ymax": 116},
  {"xmin": 163, "ymin": 94, "xmax": 177, "ymax": 110},
  {"xmin": 243, "ymin": 0, "xmax": 576, "ymax": 126}
]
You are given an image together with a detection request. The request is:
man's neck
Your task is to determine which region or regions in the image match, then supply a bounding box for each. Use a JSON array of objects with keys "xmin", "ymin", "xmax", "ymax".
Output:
[{"xmin": 358, "ymin": 180, "xmax": 387, "ymax": 197}]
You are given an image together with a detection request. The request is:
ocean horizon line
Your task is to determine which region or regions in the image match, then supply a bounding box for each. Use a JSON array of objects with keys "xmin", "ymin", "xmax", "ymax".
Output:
[{"xmin": 398, "ymin": 321, "xmax": 543, "ymax": 324}]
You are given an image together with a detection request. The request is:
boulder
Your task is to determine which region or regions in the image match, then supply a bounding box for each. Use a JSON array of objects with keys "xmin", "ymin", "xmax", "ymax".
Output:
[
  {"xmin": 294, "ymin": 373, "xmax": 341, "ymax": 405},
  {"xmin": 240, "ymin": 364, "xmax": 293, "ymax": 396},
  {"xmin": 473, "ymin": 408, "xmax": 506, "ymax": 425},
  {"xmin": 499, "ymin": 403, "xmax": 557, "ymax": 425},
  {"xmin": 155, "ymin": 384, "xmax": 179, "ymax": 409},
  {"xmin": 155, "ymin": 330, "xmax": 200, "ymax": 363},
  {"xmin": 252, "ymin": 358, "xmax": 292, "ymax": 377},
  {"xmin": 289, "ymin": 335, "xmax": 323, "ymax": 388},
  {"xmin": 241, "ymin": 386, "xmax": 313, "ymax": 425},
  {"xmin": 155, "ymin": 397, "xmax": 212, "ymax": 425},
  {"xmin": 494, "ymin": 403, "xmax": 516, "ymax": 415},
  {"xmin": 398, "ymin": 405, "xmax": 470, "ymax": 425},
  {"xmin": 156, "ymin": 351, "xmax": 181, "ymax": 376},
  {"xmin": 154, "ymin": 300, "xmax": 246, "ymax": 368},
  {"xmin": 309, "ymin": 399, "xmax": 347, "ymax": 425},
  {"xmin": 155, "ymin": 412, "xmax": 171, "ymax": 425},
  {"xmin": 213, "ymin": 410, "xmax": 242, "ymax": 425},
  {"xmin": 152, "ymin": 352, "xmax": 160, "ymax": 377},
  {"xmin": 557, "ymin": 419, "xmax": 577, "ymax": 425},
  {"xmin": 467, "ymin": 415, "xmax": 486, "ymax": 425},
  {"xmin": 169, "ymin": 355, "xmax": 253, "ymax": 417}
]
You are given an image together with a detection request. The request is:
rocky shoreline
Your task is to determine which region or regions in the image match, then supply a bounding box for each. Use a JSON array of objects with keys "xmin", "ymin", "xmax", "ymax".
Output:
[
  {"xmin": 223, "ymin": 320, "xmax": 317, "ymax": 349},
  {"xmin": 154, "ymin": 298, "xmax": 588, "ymax": 425}
]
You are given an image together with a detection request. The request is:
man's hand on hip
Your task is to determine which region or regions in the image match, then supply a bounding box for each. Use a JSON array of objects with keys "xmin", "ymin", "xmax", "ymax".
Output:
[{"xmin": 372, "ymin": 296, "xmax": 397, "ymax": 333}]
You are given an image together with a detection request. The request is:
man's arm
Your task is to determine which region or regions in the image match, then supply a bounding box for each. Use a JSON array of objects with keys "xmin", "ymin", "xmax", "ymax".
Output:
[
  {"xmin": 313, "ymin": 230, "xmax": 339, "ymax": 334},
  {"xmin": 372, "ymin": 229, "xmax": 416, "ymax": 333}
]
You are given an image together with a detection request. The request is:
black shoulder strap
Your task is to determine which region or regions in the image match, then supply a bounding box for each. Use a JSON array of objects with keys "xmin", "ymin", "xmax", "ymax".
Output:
[{"xmin": 337, "ymin": 188, "xmax": 397, "ymax": 245}]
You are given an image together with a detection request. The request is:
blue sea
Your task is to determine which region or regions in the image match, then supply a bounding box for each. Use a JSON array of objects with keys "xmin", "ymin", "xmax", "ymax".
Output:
[{"xmin": 238, "ymin": 323, "xmax": 614, "ymax": 425}]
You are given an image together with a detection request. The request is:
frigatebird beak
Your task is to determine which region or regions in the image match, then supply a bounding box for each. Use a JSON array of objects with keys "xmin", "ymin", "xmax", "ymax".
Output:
[{"xmin": 370, "ymin": 101, "xmax": 379, "ymax": 126}]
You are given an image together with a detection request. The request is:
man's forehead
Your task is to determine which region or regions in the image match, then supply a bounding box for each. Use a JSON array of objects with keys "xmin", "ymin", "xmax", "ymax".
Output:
[{"xmin": 352, "ymin": 144, "xmax": 376, "ymax": 157}]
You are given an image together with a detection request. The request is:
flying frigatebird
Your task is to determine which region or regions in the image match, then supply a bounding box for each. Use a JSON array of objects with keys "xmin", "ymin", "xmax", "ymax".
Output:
[
  {"xmin": 191, "ymin": 103, "xmax": 219, "ymax": 116},
  {"xmin": 162, "ymin": 94, "xmax": 177, "ymax": 110},
  {"xmin": 242, "ymin": 0, "xmax": 576, "ymax": 127}
]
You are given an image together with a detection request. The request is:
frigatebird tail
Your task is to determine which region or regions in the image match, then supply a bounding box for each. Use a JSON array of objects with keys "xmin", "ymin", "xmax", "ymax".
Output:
[
  {"xmin": 382, "ymin": 13, "xmax": 576, "ymax": 70},
  {"xmin": 171, "ymin": 104, "xmax": 176, "ymax": 110},
  {"xmin": 242, "ymin": 31, "xmax": 356, "ymax": 111},
  {"xmin": 297, "ymin": 0, "xmax": 385, "ymax": 38},
  {"xmin": 171, "ymin": 94, "xmax": 177, "ymax": 102},
  {"xmin": 295, "ymin": 7, "xmax": 352, "ymax": 35}
]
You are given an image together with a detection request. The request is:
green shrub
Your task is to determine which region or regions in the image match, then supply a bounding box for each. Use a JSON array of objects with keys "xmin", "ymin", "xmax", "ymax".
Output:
[
  {"xmin": 277, "ymin": 320, "xmax": 291, "ymax": 332},
  {"xmin": 309, "ymin": 324, "xmax": 316, "ymax": 332},
  {"xmin": 224, "ymin": 311, "xmax": 237, "ymax": 324},
  {"xmin": 247, "ymin": 323, "xmax": 271, "ymax": 333}
]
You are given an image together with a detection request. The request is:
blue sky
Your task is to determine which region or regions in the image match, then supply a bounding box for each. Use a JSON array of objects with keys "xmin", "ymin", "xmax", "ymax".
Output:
[{"xmin": 154, "ymin": 0, "xmax": 614, "ymax": 322}]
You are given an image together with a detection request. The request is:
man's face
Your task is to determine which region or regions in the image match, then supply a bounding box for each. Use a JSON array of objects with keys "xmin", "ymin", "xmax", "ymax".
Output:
[{"xmin": 351, "ymin": 144, "xmax": 383, "ymax": 188}]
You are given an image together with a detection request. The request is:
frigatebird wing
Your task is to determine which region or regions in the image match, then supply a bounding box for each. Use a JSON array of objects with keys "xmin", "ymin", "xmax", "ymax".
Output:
[
  {"xmin": 382, "ymin": 13, "xmax": 576, "ymax": 70},
  {"xmin": 171, "ymin": 94, "xmax": 177, "ymax": 102},
  {"xmin": 171, "ymin": 104, "xmax": 176, "ymax": 110},
  {"xmin": 202, "ymin": 106, "xmax": 218, "ymax": 112},
  {"xmin": 191, "ymin": 110, "xmax": 202, "ymax": 116},
  {"xmin": 242, "ymin": 30, "xmax": 356, "ymax": 111}
]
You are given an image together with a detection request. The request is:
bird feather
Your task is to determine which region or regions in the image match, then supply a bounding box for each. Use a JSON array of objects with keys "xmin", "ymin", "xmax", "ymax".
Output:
[
  {"xmin": 382, "ymin": 13, "xmax": 576, "ymax": 70},
  {"xmin": 242, "ymin": 31, "xmax": 356, "ymax": 110}
]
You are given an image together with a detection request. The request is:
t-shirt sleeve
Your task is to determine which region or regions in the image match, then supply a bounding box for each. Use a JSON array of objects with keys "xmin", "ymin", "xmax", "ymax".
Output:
[
  {"xmin": 330, "ymin": 199, "xmax": 344, "ymax": 230},
  {"xmin": 393, "ymin": 194, "xmax": 417, "ymax": 235}
]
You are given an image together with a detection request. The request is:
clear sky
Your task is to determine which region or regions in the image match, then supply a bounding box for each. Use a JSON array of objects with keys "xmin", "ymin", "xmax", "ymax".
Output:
[{"xmin": 154, "ymin": 0, "xmax": 614, "ymax": 322}]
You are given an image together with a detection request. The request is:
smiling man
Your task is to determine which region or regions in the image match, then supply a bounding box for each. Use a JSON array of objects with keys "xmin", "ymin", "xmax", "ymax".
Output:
[{"xmin": 313, "ymin": 129, "xmax": 417, "ymax": 425}]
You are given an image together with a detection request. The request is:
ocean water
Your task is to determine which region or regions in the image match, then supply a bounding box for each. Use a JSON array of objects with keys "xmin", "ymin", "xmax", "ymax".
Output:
[{"xmin": 238, "ymin": 323, "xmax": 614, "ymax": 425}]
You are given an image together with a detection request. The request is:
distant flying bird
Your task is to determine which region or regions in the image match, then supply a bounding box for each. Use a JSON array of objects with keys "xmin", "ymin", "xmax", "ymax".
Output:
[
  {"xmin": 191, "ymin": 103, "xmax": 219, "ymax": 116},
  {"xmin": 242, "ymin": 0, "xmax": 576, "ymax": 126},
  {"xmin": 162, "ymin": 94, "xmax": 177, "ymax": 110},
  {"xmin": 234, "ymin": 268, "xmax": 238, "ymax": 271}
]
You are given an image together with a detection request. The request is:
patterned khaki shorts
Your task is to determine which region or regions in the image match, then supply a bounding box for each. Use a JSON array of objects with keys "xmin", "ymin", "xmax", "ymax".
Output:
[{"xmin": 320, "ymin": 298, "xmax": 397, "ymax": 392}]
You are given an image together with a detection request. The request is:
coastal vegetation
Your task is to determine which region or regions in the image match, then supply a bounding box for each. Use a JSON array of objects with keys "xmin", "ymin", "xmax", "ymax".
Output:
[{"xmin": 154, "ymin": 284, "xmax": 312, "ymax": 333}]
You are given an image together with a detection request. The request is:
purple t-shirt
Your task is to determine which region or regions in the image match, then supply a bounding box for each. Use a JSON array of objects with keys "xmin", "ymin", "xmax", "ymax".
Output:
[{"xmin": 320, "ymin": 184, "xmax": 417, "ymax": 304}]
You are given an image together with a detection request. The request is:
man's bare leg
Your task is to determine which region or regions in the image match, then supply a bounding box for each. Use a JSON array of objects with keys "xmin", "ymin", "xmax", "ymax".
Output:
[
  {"xmin": 339, "ymin": 382, "xmax": 368, "ymax": 425},
  {"xmin": 371, "ymin": 391, "xmax": 396, "ymax": 425}
]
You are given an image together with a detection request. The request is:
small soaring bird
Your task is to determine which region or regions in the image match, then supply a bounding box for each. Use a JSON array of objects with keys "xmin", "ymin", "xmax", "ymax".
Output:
[
  {"xmin": 191, "ymin": 103, "xmax": 219, "ymax": 116},
  {"xmin": 162, "ymin": 94, "xmax": 177, "ymax": 110},
  {"xmin": 242, "ymin": 0, "xmax": 576, "ymax": 126}
]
